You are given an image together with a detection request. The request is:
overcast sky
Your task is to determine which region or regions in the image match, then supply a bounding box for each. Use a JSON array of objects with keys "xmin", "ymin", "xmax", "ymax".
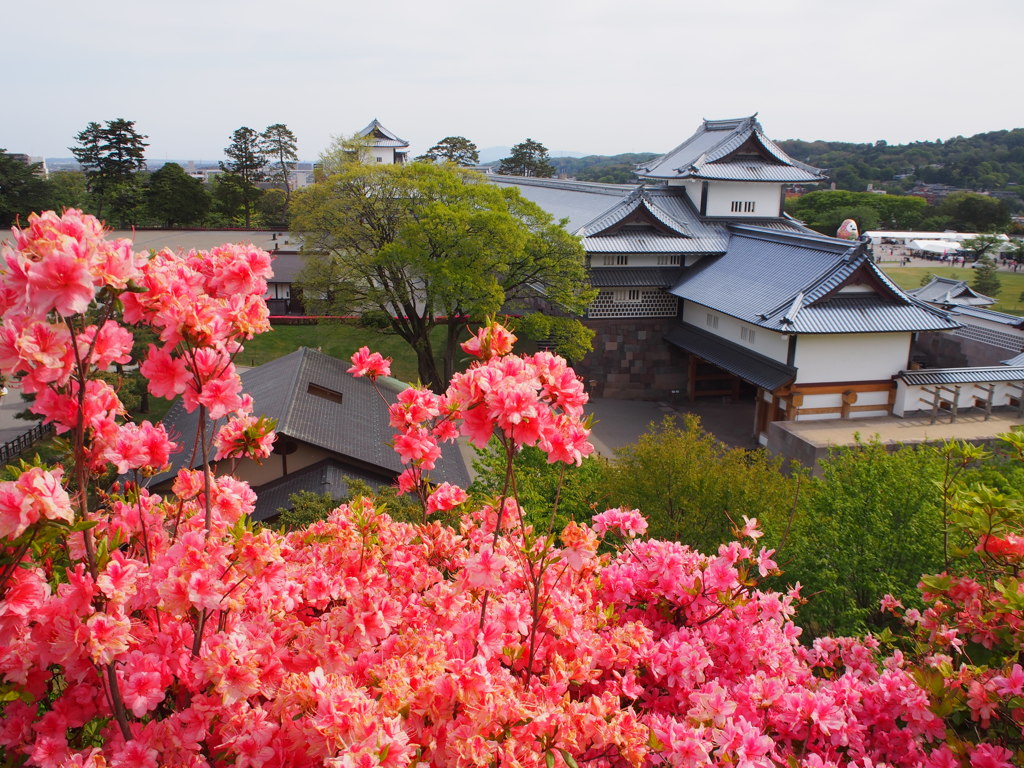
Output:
[{"xmin": 7, "ymin": 0, "xmax": 1020, "ymax": 162}]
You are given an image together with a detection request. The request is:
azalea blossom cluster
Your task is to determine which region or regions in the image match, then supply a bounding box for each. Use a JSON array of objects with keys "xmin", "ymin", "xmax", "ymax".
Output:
[
  {"xmin": 350, "ymin": 321, "xmax": 594, "ymax": 514},
  {"xmin": 1, "ymin": 211, "xmax": 1021, "ymax": 767}
]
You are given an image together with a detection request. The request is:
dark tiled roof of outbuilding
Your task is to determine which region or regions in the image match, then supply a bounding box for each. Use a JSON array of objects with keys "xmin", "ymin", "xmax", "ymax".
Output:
[
  {"xmin": 908, "ymin": 276, "xmax": 995, "ymax": 307},
  {"xmin": 250, "ymin": 459, "xmax": 385, "ymax": 522},
  {"xmin": 154, "ymin": 348, "xmax": 469, "ymax": 488}
]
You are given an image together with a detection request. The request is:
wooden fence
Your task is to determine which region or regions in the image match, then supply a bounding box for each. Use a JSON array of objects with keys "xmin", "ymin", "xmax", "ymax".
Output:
[{"xmin": 0, "ymin": 422, "xmax": 54, "ymax": 465}]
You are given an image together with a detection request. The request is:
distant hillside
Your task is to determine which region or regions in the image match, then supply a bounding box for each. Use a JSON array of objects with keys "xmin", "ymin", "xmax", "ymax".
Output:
[
  {"xmin": 778, "ymin": 129, "xmax": 1024, "ymax": 210},
  {"xmin": 550, "ymin": 153, "xmax": 659, "ymax": 184}
]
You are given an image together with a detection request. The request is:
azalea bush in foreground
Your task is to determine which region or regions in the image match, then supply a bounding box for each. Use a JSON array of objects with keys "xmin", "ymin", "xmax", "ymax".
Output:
[{"xmin": 0, "ymin": 210, "xmax": 1021, "ymax": 767}]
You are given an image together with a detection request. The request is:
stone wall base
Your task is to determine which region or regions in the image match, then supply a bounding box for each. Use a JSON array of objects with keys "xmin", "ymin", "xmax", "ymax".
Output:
[{"xmin": 576, "ymin": 318, "xmax": 688, "ymax": 400}]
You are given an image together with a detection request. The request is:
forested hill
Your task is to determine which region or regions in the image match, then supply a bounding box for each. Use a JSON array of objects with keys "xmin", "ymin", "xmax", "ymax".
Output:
[
  {"xmin": 543, "ymin": 130, "xmax": 1024, "ymax": 209},
  {"xmin": 549, "ymin": 153, "xmax": 658, "ymax": 184},
  {"xmin": 777, "ymin": 129, "xmax": 1024, "ymax": 203}
]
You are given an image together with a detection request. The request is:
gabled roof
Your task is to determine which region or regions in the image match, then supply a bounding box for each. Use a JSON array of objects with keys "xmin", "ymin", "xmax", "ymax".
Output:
[
  {"xmin": 908, "ymin": 276, "xmax": 995, "ymax": 307},
  {"xmin": 670, "ymin": 228, "xmax": 960, "ymax": 334},
  {"xmin": 356, "ymin": 118, "xmax": 410, "ymax": 148},
  {"xmin": 636, "ymin": 115, "xmax": 824, "ymax": 183},
  {"xmin": 155, "ymin": 348, "xmax": 469, "ymax": 488}
]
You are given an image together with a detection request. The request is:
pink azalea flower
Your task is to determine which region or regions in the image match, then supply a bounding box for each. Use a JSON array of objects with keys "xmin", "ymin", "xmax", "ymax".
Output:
[
  {"xmin": 348, "ymin": 346, "xmax": 391, "ymax": 381},
  {"xmin": 465, "ymin": 546, "xmax": 507, "ymax": 590}
]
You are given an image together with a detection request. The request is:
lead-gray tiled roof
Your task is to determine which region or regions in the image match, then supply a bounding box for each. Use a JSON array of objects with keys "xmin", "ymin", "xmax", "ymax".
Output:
[
  {"xmin": 636, "ymin": 116, "xmax": 824, "ymax": 183},
  {"xmin": 948, "ymin": 305, "xmax": 1024, "ymax": 328},
  {"xmin": 669, "ymin": 227, "xmax": 959, "ymax": 334},
  {"xmin": 251, "ymin": 459, "xmax": 385, "ymax": 522},
  {"xmin": 909, "ymin": 277, "xmax": 994, "ymax": 306},
  {"xmin": 490, "ymin": 176, "xmax": 634, "ymax": 232},
  {"xmin": 898, "ymin": 367, "xmax": 1024, "ymax": 386},
  {"xmin": 154, "ymin": 348, "xmax": 469, "ymax": 488},
  {"xmin": 665, "ymin": 323, "xmax": 796, "ymax": 391},
  {"xmin": 589, "ymin": 267, "xmax": 682, "ymax": 288},
  {"xmin": 356, "ymin": 118, "xmax": 409, "ymax": 147}
]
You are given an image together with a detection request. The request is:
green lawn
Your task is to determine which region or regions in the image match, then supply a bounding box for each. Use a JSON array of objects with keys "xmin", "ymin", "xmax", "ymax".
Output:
[
  {"xmin": 879, "ymin": 265, "xmax": 1024, "ymax": 315},
  {"xmin": 238, "ymin": 321, "xmax": 452, "ymax": 383}
]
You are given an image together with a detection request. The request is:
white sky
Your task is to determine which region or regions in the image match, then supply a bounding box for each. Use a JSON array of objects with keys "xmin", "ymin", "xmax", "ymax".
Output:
[{"xmin": 6, "ymin": 0, "xmax": 1021, "ymax": 162}]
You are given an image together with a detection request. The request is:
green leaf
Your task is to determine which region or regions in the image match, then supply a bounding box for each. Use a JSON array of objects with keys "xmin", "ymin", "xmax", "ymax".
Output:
[
  {"xmin": 545, "ymin": 750, "xmax": 555, "ymax": 768},
  {"xmin": 558, "ymin": 748, "xmax": 579, "ymax": 768}
]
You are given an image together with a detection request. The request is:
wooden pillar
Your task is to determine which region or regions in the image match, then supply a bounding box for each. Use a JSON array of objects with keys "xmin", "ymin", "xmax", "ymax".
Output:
[{"xmin": 687, "ymin": 355, "xmax": 698, "ymax": 402}]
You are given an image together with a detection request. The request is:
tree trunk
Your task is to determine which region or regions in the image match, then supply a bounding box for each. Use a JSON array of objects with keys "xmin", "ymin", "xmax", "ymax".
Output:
[
  {"xmin": 414, "ymin": 338, "xmax": 444, "ymax": 392},
  {"xmin": 443, "ymin": 320, "xmax": 467, "ymax": 386}
]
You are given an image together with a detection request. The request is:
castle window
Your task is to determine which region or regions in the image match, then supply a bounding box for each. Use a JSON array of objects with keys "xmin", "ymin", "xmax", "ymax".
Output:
[
  {"xmin": 603, "ymin": 255, "xmax": 616, "ymax": 266},
  {"xmin": 731, "ymin": 200, "xmax": 756, "ymax": 213},
  {"xmin": 617, "ymin": 254, "xmax": 629, "ymax": 265},
  {"xmin": 656, "ymin": 254, "xmax": 681, "ymax": 266},
  {"xmin": 741, "ymin": 326, "xmax": 756, "ymax": 344},
  {"xmin": 614, "ymin": 289, "xmax": 642, "ymax": 303},
  {"xmin": 706, "ymin": 313, "xmax": 718, "ymax": 329}
]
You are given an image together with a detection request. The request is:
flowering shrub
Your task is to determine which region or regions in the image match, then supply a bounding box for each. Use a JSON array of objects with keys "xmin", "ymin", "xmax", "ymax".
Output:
[{"xmin": 0, "ymin": 211, "xmax": 1018, "ymax": 767}]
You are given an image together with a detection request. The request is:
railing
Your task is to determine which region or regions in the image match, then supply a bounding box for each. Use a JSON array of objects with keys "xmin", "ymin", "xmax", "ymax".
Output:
[{"xmin": 0, "ymin": 422, "xmax": 54, "ymax": 465}]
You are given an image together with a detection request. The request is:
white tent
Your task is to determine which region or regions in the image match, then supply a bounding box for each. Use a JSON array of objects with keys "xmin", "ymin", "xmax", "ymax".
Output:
[{"xmin": 909, "ymin": 239, "xmax": 964, "ymax": 256}]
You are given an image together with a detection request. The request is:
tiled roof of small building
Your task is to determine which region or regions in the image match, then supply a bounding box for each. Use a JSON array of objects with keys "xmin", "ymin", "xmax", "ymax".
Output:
[
  {"xmin": 908, "ymin": 276, "xmax": 995, "ymax": 307},
  {"xmin": 154, "ymin": 348, "xmax": 469, "ymax": 488}
]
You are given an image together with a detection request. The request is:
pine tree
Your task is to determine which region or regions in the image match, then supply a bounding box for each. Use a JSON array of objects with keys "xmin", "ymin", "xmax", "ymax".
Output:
[
  {"xmin": 262, "ymin": 124, "xmax": 298, "ymax": 207},
  {"xmin": 220, "ymin": 127, "xmax": 267, "ymax": 227},
  {"xmin": 497, "ymin": 139, "xmax": 555, "ymax": 178}
]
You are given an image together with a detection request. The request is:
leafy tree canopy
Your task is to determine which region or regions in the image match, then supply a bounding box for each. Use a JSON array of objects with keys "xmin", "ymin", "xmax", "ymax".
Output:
[
  {"xmin": 0, "ymin": 150, "xmax": 52, "ymax": 226},
  {"xmin": 290, "ymin": 162, "xmax": 594, "ymax": 390},
  {"xmin": 145, "ymin": 162, "xmax": 210, "ymax": 228}
]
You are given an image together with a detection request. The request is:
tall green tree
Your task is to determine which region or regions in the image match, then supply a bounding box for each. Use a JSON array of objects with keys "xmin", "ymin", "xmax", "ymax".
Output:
[
  {"xmin": 0, "ymin": 150, "xmax": 51, "ymax": 226},
  {"xmin": 417, "ymin": 136, "xmax": 480, "ymax": 166},
  {"xmin": 261, "ymin": 123, "xmax": 298, "ymax": 207},
  {"xmin": 70, "ymin": 118, "xmax": 149, "ymax": 225},
  {"xmin": 145, "ymin": 162, "xmax": 210, "ymax": 228},
  {"xmin": 220, "ymin": 127, "xmax": 266, "ymax": 227},
  {"xmin": 498, "ymin": 139, "xmax": 555, "ymax": 178},
  {"xmin": 290, "ymin": 162, "xmax": 594, "ymax": 390},
  {"xmin": 971, "ymin": 256, "xmax": 1002, "ymax": 298}
]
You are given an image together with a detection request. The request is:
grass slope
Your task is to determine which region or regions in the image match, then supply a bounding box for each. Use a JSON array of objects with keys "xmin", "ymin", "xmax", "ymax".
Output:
[
  {"xmin": 879, "ymin": 265, "xmax": 1024, "ymax": 315},
  {"xmin": 238, "ymin": 322, "xmax": 452, "ymax": 384}
]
